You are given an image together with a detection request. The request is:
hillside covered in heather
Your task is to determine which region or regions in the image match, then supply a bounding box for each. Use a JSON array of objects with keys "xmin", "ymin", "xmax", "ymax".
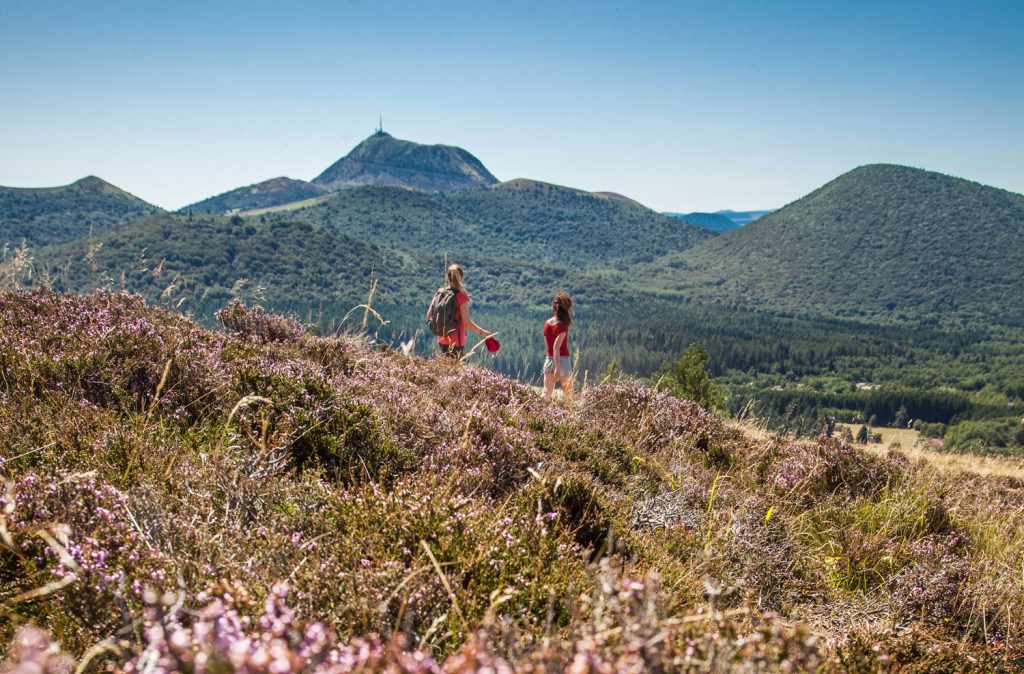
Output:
[{"xmin": 1, "ymin": 289, "xmax": 1022, "ymax": 672}]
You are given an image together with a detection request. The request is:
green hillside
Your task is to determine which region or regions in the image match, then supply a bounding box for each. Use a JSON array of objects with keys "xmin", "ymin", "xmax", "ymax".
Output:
[
  {"xmin": 0, "ymin": 176, "xmax": 161, "ymax": 247},
  {"xmin": 652, "ymin": 164, "xmax": 1024, "ymax": 326},
  {"xmin": 184, "ymin": 176, "xmax": 327, "ymax": 214},
  {"xmin": 295, "ymin": 180, "xmax": 713, "ymax": 268},
  {"xmin": 38, "ymin": 212, "xmax": 630, "ymax": 312}
]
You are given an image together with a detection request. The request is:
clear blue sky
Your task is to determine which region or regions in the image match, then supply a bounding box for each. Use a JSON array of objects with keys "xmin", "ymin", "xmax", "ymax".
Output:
[{"xmin": 1, "ymin": 0, "xmax": 1022, "ymax": 212}]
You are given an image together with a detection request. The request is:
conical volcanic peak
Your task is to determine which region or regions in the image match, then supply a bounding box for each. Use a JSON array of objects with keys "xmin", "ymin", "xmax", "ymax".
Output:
[{"xmin": 312, "ymin": 132, "xmax": 498, "ymax": 193}]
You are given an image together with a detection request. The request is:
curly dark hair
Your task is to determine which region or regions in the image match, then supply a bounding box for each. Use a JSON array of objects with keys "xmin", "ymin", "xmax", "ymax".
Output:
[{"xmin": 552, "ymin": 292, "xmax": 573, "ymax": 326}]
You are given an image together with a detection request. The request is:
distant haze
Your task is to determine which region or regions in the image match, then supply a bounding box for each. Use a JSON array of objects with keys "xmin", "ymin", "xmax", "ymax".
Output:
[{"xmin": 1, "ymin": 1, "xmax": 1022, "ymax": 212}]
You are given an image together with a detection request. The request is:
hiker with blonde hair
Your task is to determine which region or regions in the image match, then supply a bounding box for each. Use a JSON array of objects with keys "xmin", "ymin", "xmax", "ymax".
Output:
[
  {"xmin": 543, "ymin": 292, "xmax": 573, "ymax": 398},
  {"xmin": 426, "ymin": 263, "xmax": 492, "ymax": 360}
]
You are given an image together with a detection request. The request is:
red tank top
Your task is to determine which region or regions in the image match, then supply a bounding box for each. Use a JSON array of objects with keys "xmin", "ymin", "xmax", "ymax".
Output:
[{"xmin": 544, "ymin": 320, "xmax": 569, "ymax": 356}]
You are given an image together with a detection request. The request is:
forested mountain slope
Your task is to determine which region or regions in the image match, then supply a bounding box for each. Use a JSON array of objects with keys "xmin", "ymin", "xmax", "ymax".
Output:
[
  {"xmin": 653, "ymin": 164, "xmax": 1024, "ymax": 326},
  {"xmin": 36, "ymin": 212, "xmax": 629, "ymax": 314},
  {"xmin": 295, "ymin": 180, "xmax": 713, "ymax": 268},
  {"xmin": 664, "ymin": 211, "xmax": 737, "ymax": 233},
  {"xmin": 0, "ymin": 176, "xmax": 161, "ymax": 246}
]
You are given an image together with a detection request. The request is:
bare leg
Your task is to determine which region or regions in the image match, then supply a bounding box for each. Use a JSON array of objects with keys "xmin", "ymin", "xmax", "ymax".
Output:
[
  {"xmin": 544, "ymin": 371, "xmax": 556, "ymax": 398},
  {"xmin": 560, "ymin": 375, "xmax": 574, "ymax": 401}
]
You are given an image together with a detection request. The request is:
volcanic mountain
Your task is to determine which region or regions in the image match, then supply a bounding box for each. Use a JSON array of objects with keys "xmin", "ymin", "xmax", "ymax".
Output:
[
  {"xmin": 654, "ymin": 164, "xmax": 1024, "ymax": 326},
  {"xmin": 185, "ymin": 132, "xmax": 499, "ymax": 213},
  {"xmin": 312, "ymin": 131, "xmax": 498, "ymax": 193},
  {"xmin": 0, "ymin": 176, "xmax": 161, "ymax": 247}
]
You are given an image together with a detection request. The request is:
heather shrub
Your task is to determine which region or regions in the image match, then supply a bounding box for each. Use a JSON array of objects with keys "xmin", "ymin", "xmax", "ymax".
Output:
[
  {"xmin": 289, "ymin": 395, "xmax": 413, "ymax": 484},
  {"xmin": 217, "ymin": 300, "xmax": 306, "ymax": 343},
  {"xmin": 281, "ymin": 474, "xmax": 588, "ymax": 649},
  {"xmin": 0, "ymin": 627, "xmax": 72, "ymax": 674},
  {"xmin": 760, "ymin": 436, "xmax": 897, "ymax": 504},
  {"xmin": 798, "ymin": 480, "xmax": 954, "ymax": 593},
  {"xmin": 0, "ymin": 568, "xmax": 836, "ymax": 674},
  {"xmin": 0, "ymin": 288, "xmax": 228, "ymax": 420},
  {"xmin": 0, "ymin": 471, "xmax": 170, "ymax": 649},
  {"xmin": 530, "ymin": 420, "xmax": 640, "ymax": 488},
  {"xmin": 835, "ymin": 626, "xmax": 1004, "ymax": 672},
  {"xmin": 528, "ymin": 472, "xmax": 613, "ymax": 552},
  {"xmin": 889, "ymin": 533, "xmax": 971, "ymax": 628},
  {"xmin": 578, "ymin": 381, "xmax": 732, "ymax": 467}
]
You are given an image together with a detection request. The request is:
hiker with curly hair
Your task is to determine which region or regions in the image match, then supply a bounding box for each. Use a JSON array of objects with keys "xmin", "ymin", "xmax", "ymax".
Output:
[
  {"xmin": 543, "ymin": 292, "xmax": 574, "ymax": 398},
  {"xmin": 426, "ymin": 263, "xmax": 492, "ymax": 360}
]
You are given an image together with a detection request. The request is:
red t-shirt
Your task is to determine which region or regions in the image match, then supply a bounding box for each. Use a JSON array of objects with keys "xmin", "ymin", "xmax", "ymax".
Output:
[
  {"xmin": 437, "ymin": 290, "xmax": 469, "ymax": 347},
  {"xmin": 544, "ymin": 320, "xmax": 570, "ymax": 356}
]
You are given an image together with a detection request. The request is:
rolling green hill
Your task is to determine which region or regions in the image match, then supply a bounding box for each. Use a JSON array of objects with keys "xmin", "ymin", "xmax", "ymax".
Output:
[
  {"xmin": 652, "ymin": 164, "xmax": 1024, "ymax": 326},
  {"xmin": 36, "ymin": 211, "xmax": 630, "ymax": 315},
  {"xmin": 294, "ymin": 179, "xmax": 713, "ymax": 268},
  {"xmin": 183, "ymin": 176, "xmax": 327, "ymax": 214},
  {"xmin": 0, "ymin": 176, "xmax": 162, "ymax": 247}
]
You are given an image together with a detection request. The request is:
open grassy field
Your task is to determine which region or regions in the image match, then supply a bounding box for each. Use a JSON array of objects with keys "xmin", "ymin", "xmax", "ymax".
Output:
[
  {"xmin": 837, "ymin": 422, "xmax": 1024, "ymax": 479},
  {"xmin": 239, "ymin": 193, "xmax": 333, "ymax": 215}
]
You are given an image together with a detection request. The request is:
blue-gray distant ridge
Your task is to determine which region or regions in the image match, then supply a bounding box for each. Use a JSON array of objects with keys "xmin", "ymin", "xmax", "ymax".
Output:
[{"xmin": 663, "ymin": 209, "xmax": 773, "ymax": 234}]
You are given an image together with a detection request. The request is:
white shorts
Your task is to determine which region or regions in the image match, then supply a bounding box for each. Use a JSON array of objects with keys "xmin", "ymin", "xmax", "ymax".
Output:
[{"xmin": 544, "ymin": 356, "xmax": 572, "ymax": 376}]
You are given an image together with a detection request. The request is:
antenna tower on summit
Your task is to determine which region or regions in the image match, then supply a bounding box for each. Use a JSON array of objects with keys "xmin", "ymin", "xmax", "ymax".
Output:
[{"xmin": 376, "ymin": 114, "xmax": 383, "ymax": 134}]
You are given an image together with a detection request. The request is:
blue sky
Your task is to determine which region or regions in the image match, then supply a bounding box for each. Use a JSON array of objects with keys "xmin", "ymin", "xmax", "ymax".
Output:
[{"xmin": 1, "ymin": 0, "xmax": 1022, "ymax": 212}]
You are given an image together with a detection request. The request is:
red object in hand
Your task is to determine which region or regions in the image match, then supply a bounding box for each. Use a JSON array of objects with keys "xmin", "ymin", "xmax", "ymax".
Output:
[{"xmin": 485, "ymin": 336, "xmax": 500, "ymax": 353}]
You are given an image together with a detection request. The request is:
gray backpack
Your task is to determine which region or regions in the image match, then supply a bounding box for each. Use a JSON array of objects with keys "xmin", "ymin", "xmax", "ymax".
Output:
[{"xmin": 428, "ymin": 287, "xmax": 460, "ymax": 337}]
